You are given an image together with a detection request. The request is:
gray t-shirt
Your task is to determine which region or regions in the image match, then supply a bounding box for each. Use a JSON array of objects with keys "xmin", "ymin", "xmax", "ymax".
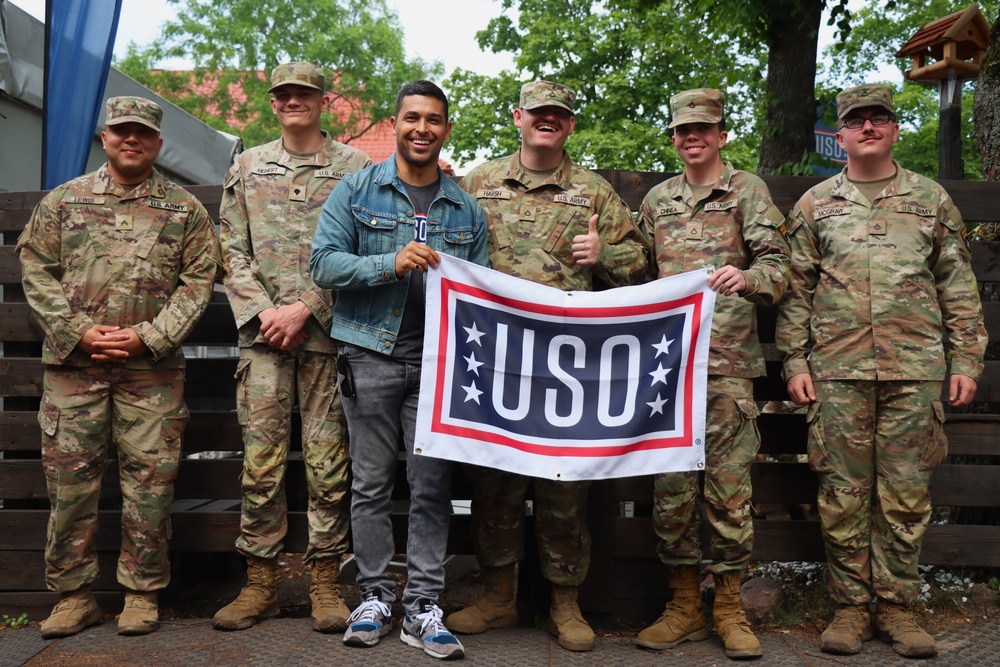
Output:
[{"xmin": 391, "ymin": 179, "xmax": 439, "ymax": 363}]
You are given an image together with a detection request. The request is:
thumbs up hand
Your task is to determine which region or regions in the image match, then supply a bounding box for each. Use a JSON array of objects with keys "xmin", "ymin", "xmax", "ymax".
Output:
[{"xmin": 572, "ymin": 214, "xmax": 602, "ymax": 267}]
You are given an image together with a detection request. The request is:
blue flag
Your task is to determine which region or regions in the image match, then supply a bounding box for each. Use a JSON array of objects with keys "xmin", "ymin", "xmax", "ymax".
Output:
[{"xmin": 44, "ymin": 0, "xmax": 123, "ymax": 189}]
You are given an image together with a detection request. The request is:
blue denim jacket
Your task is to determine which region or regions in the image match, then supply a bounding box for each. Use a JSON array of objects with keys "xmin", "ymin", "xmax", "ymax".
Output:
[{"xmin": 311, "ymin": 155, "xmax": 489, "ymax": 354}]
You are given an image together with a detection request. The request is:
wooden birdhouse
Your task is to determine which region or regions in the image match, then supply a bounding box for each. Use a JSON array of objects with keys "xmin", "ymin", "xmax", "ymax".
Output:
[{"xmin": 896, "ymin": 4, "xmax": 991, "ymax": 83}]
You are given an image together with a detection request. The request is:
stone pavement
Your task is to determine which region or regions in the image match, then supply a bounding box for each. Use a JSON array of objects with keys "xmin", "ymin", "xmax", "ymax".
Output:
[{"xmin": 2, "ymin": 618, "xmax": 997, "ymax": 667}]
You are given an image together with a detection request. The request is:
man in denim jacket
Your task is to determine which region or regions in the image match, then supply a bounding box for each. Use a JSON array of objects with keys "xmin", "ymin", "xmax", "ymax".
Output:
[{"xmin": 310, "ymin": 80, "xmax": 489, "ymax": 660}]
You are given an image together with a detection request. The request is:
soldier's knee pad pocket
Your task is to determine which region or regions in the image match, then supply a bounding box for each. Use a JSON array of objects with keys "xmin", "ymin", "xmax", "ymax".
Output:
[
  {"xmin": 918, "ymin": 400, "xmax": 948, "ymax": 471},
  {"xmin": 805, "ymin": 401, "xmax": 834, "ymax": 473}
]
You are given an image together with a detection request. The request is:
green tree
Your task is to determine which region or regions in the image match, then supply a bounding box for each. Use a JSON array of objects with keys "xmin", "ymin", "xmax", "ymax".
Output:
[
  {"xmin": 449, "ymin": 0, "xmax": 997, "ymax": 179},
  {"xmin": 444, "ymin": 0, "xmax": 766, "ymax": 172},
  {"xmin": 116, "ymin": 0, "xmax": 441, "ymax": 149}
]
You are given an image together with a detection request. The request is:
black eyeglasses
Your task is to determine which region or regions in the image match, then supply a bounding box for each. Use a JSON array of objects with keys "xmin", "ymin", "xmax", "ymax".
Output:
[
  {"xmin": 336, "ymin": 354, "xmax": 356, "ymax": 399},
  {"xmin": 840, "ymin": 113, "xmax": 894, "ymax": 130}
]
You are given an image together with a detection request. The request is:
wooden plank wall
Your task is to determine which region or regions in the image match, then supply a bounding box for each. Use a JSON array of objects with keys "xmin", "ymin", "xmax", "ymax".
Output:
[{"xmin": 3, "ymin": 175, "xmax": 999, "ymax": 624}]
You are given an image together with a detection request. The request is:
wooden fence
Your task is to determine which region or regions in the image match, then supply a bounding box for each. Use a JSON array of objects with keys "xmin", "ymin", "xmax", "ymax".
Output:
[{"xmin": 2, "ymin": 173, "xmax": 998, "ymax": 625}]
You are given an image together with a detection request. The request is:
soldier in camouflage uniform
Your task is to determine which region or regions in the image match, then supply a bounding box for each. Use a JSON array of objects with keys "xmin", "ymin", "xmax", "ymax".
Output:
[
  {"xmin": 445, "ymin": 80, "xmax": 650, "ymax": 652},
  {"xmin": 17, "ymin": 97, "xmax": 220, "ymax": 638},
  {"xmin": 635, "ymin": 88, "xmax": 789, "ymax": 660},
  {"xmin": 776, "ymin": 84, "xmax": 987, "ymax": 659},
  {"xmin": 213, "ymin": 63, "xmax": 371, "ymax": 634}
]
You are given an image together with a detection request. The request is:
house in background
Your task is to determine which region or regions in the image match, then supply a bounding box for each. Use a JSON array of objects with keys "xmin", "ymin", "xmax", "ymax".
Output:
[{"xmin": 183, "ymin": 72, "xmax": 454, "ymax": 173}]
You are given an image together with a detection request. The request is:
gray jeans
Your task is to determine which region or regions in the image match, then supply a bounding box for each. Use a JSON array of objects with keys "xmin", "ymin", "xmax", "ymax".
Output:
[{"xmin": 338, "ymin": 344, "xmax": 453, "ymax": 614}]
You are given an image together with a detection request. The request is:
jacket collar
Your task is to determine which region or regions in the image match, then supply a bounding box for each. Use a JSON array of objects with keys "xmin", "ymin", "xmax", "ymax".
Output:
[
  {"xmin": 373, "ymin": 154, "xmax": 465, "ymax": 205},
  {"xmin": 93, "ymin": 163, "xmax": 167, "ymax": 200},
  {"xmin": 501, "ymin": 150, "xmax": 575, "ymax": 191}
]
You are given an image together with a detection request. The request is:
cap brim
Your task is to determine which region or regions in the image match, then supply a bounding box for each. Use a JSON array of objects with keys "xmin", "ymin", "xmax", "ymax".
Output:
[
  {"xmin": 668, "ymin": 113, "xmax": 723, "ymax": 129},
  {"xmin": 105, "ymin": 117, "xmax": 160, "ymax": 132},
  {"xmin": 838, "ymin": 102, "xmax": 894, "ymax": 120},
  {"xmin": 521, "ymin": 101, "xmax": 573, "ymax": 113},
  {"xmin": 268, "ymin": 80, "xmax": 324, "ymax": 94}
]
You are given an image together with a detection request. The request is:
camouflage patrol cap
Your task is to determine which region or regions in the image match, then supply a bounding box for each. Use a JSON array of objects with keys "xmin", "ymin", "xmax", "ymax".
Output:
[
  {"xmin": 105, "ymin": 96, "xmax": 162, "ymax": 132},
  {"xmin": 836, "ymin": 84, "xmax": 894, "ymax": 119},
  {"xmin": 668, "ymin": 88, "xmax": 724, "ymax": 128},
  {"xmin": 519, "ymin": 80, "xmax": 575, "ymax": 113},
  {"xmin": 268, "ymin": 62, "xmax": 325, "ymax": 93}
]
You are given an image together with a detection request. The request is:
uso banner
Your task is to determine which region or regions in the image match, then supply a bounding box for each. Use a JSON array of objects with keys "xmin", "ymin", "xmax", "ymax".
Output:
[{"xmin": 415, "ymin": 256, "xmax": 715, "ymax": 481}]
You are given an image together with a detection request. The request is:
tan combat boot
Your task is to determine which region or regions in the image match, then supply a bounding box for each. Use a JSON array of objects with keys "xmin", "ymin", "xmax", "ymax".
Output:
[
  {"xmin": 212, "ymin": 556, "xmax": 279, "ymax": 630},
  {"xmin": 40, "ymin": 586, "xmax": 103, "ymax": 638},
  {"xmin": 118, "ymin": 590, "xmax": 159, "ymax": 635},
  {"xmin": 712, "ymin": 572, "xmax": 763, "ymax": 659},
  {"xmin": 310, "ymin": 558, "xmax": 350, "ymax": 633},
  {"xmin": 548, "ymin": 585, "xmax": 595, "ymax": 652},
  {"xmin": 445, "ymin": 563, "xmax": 518, "ymax": 634},
  {"xmin": 636, "ymin": 565, "xmax": 709, "ymax": 650},
  {"xmin": 820, "ymin": 604, "xmax": 872, "ymax": 654},
  {"xmin": 875, "ymin": 599, "xmax": 937, "ymax": 658}
]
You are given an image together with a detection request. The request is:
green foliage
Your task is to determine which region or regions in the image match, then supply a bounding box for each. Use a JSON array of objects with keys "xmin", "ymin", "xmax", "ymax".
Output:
[
  {"xmin": 2, "ymin": 613, "xmax": 29, "ymax": 629},
  {"xmin": 115, "ymin": 0, "xmax": 441, "ymax": 149},
  {"xmin": 444, "ymin": 0, "xmax": 981, "ymax": 177},
  {"xmin": 989, "ymin": 576, "xmax": 1000, "ymax": 592},
  {"xmin": 445, "ymin": 0, "xmax": 765, "ymax": 171}
]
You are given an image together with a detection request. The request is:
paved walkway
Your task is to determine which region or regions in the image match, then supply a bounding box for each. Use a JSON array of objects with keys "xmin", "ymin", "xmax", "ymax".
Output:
[{"xmin": 2, "ymin": 617, "xmax": 997, "ymax": 667}]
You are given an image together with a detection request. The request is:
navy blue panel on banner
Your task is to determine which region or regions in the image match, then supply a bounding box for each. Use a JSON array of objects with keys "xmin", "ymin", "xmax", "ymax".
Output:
[{"xmin": 44, "ymin": 0, "xmax": 123, "ymax": 189}]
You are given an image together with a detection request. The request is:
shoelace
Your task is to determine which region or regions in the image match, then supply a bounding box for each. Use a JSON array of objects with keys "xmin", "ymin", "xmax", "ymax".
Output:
[
  {"xmin": 883, "ymin": 606, "xmax": 920, "ymax": 631},
  {"xmin": 413, "ymin": 604, "xmax": 449, "ymax": 636},
  {"xmin": 830, "ymin": 608, "xmax": 866, "ymax": 630},
  {"xmin": 312, "ymin": 566, "xmax": 341, "ymax": 604},
  {"xmin": 125, "ymin": 595, "xmax": 153, "ymax": 609},
  {"xmin": 349, "ymin": 596, "xmax": 390, "ymax": 624},
  {"xmin": 313, "ymin": 585, "xmax": 341, "ymax": 604}
]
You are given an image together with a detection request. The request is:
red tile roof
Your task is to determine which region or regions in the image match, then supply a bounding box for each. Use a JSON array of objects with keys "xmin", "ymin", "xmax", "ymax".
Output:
[{"xmin": 158, "ymin": 70, "xmax": 449, "ymax": 170}]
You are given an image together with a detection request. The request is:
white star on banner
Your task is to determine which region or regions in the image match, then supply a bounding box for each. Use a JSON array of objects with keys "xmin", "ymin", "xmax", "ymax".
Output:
[
  {"xmin": 647, "ymin": 393, "xmax": 669, "ymax": 416},
  {"xmin": 464, "ymin": 321, "xmax": 485, "ymax": 346},
  {"xmin": 462, "ymin": 382, "xmax": 483, "ymax": 404},
  {"xmin": 464, "ymin": 351, "xmax": 484, "ymax": 376},
  {"xmin": 652, "ymin": 334, "xmax": 674, "ymax": 358},
  {"xmin": 648, "ymin": 363, "xmax": 673, "ymax": 386}
]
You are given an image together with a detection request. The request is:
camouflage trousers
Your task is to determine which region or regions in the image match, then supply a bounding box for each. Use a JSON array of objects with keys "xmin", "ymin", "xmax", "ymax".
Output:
[
  {"xmin": 39, "ymin": 365, "xmax": 187, "ymax": 593},
  {"xmin": 652, "ymin": 376, "xmax": 758, "ymax": 575},
  {"xmin": 465, "ymin": 465, "xmax": 591, "ymax": 586},
  {"xmin": 810, "ymin": 380, "xmax": 945, "ymax": 605},
  {"xmin": 234, "ymin": 345, "xmax": 350, "ymax": 563}
]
